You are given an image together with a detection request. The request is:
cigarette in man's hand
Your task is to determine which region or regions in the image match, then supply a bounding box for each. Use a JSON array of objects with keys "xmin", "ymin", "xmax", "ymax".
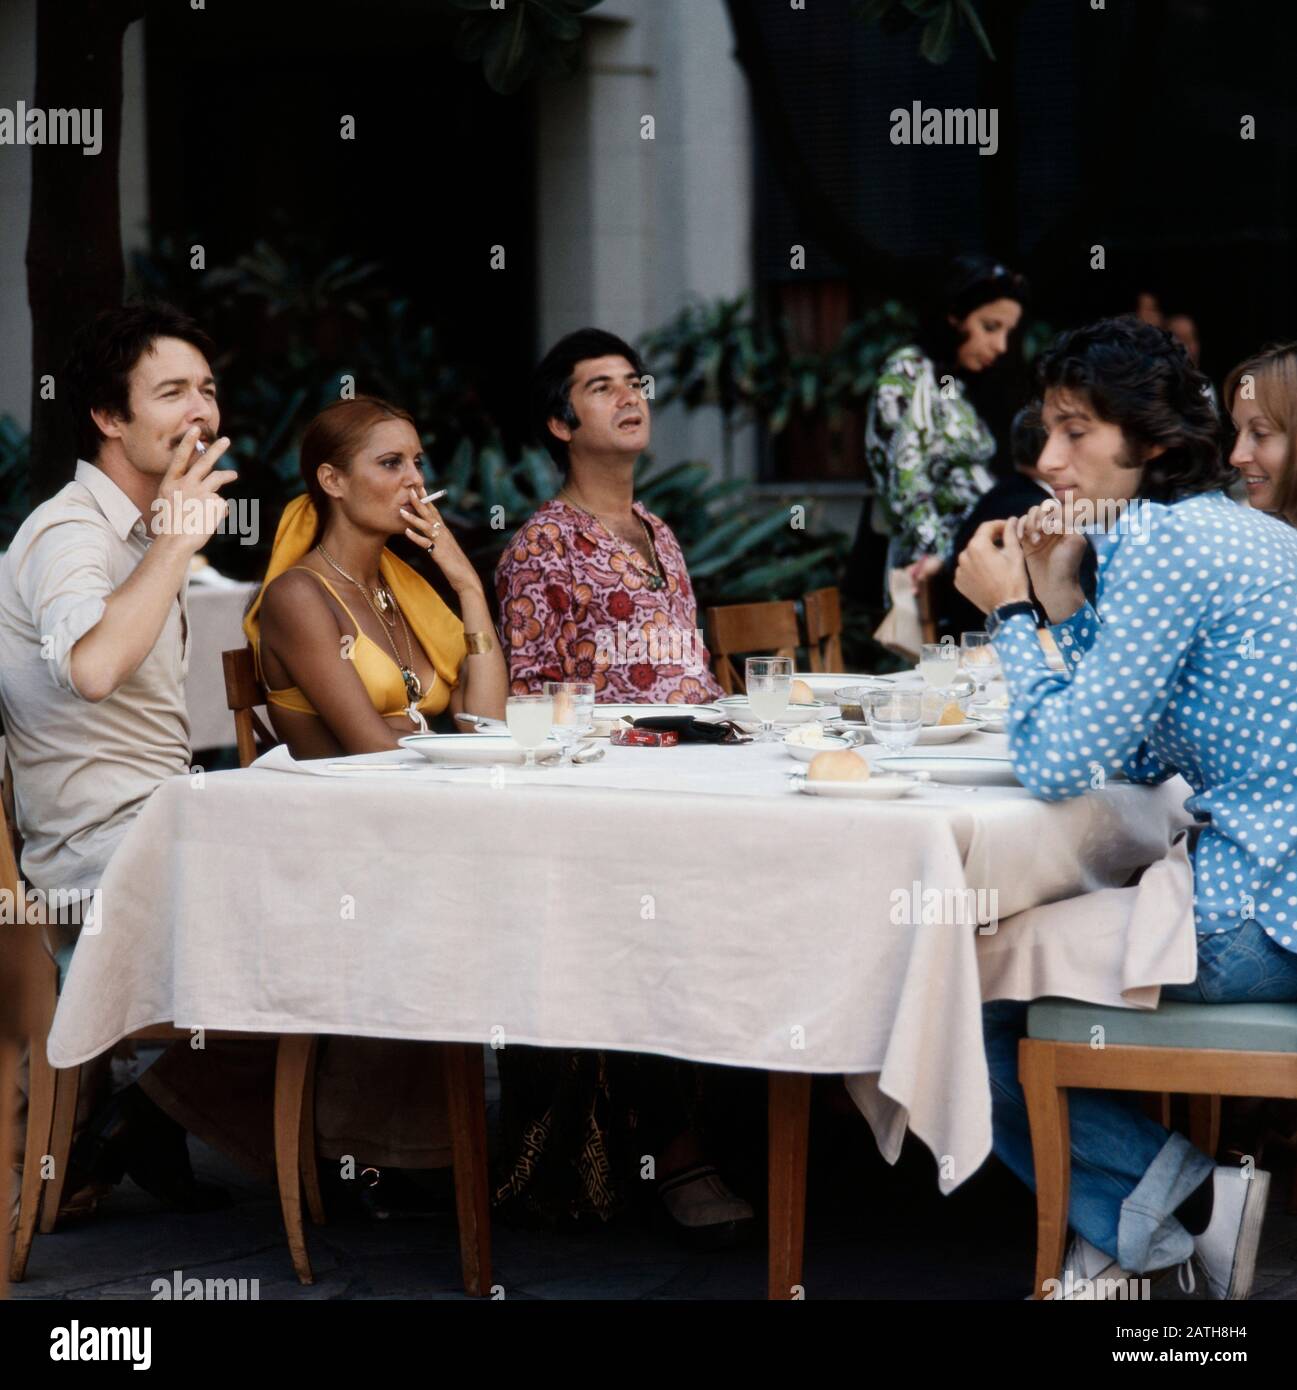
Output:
[
  {"xmin": 419, "ymin": 488, "xmax": 447, "ymax": 505},
  {"xmin": 194, "ymin": 439, "xmax": 207, "ymax": 456}
]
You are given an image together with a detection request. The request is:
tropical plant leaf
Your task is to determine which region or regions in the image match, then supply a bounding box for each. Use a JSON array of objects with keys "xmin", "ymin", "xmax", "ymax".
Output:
[
  {"xmin": 955, "ymin": 0, "xmax": 995, "ymax": 61},
  {"xmin": 920, "ymin": 3, "xmax": 958, "ymax": 63}
]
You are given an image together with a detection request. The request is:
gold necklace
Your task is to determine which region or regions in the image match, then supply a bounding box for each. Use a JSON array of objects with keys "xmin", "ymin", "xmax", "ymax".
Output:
[
  {"xmin": 559, "ymin": 487, "xmax": 667, "ymax": 592},
  {"xmin": 314, "ymin": 549, "xmax": 423, "ymax": 709},
  {"xmin": 317, "ymin": 544, "xmax": 394, "ymax": 615}
]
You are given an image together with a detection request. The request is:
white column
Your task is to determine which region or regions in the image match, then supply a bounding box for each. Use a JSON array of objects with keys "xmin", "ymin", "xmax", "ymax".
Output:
[{"xmin": 535, "ymin": 0, "xmax": 755, "ymax": 480}]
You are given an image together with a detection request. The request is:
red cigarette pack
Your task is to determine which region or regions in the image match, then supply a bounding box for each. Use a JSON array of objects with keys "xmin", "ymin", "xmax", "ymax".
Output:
[{"xmin": 610, "ymin": 727, "xmax": 680, "ymax": 748}]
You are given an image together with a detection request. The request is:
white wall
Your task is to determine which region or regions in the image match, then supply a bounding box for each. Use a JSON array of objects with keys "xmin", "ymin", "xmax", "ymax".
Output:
[
  {"xmin": 535, "ymin": 0, "xmax": 756, "ymax": 480},
  {"xmin": 0, "ymin": 1, "xmax": 149, "ymax": 430}
]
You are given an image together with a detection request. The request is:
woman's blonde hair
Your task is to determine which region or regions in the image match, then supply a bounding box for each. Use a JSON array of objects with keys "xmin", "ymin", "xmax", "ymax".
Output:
[{"xmin": 1222, "ymin": 344, "xmax": 1297, "ymax": 525}]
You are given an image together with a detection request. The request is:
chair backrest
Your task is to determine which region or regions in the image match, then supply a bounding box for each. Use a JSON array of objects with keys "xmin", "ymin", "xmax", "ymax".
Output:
[
  {"xmin": 705, "ymin": 600, "xmax": 800, "ymax": 695},
  {"xmin": 0, "ymin": 750, "xmax": 42, "ymax": 1041},
  {"xmin": 802, "ymin": 587, "xmax": 844, "ymax": 673},
  {"xmin": 914, "ymin": 573, "xmax": 939, "ymax": 648},
  {"xmin": 222, "ymin": 647, "xmax": 279, "ymax": 769}
]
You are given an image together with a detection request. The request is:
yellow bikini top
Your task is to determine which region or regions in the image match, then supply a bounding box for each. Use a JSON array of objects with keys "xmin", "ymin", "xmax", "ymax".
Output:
[{"xmin": 263, "ymin": 569, "xmax": 452, "ymax": 720}]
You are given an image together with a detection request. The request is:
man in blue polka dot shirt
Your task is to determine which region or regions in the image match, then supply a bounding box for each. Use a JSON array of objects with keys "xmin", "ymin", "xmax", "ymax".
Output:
[{"xmin": 957, "ymin": 316, "xmax": 1297, "ymax": 1299}]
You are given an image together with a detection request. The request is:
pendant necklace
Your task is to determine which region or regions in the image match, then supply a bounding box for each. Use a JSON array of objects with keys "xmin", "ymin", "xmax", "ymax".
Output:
[{"xmin": 316, "ymin": 547, "xmax": 427, "ymax": 728}]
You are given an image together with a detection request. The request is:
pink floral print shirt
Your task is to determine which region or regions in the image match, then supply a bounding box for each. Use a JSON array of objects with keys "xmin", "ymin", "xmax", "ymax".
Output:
[{"xmin": 495, "ymin": 499, "xmax": 726, "ymax": 703}]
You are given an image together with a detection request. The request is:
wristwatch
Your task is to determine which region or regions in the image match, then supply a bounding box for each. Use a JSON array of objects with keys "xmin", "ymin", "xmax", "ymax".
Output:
[{"xmin": 985, "ymin": 599, "xmax": 1038, "ymax": 639}]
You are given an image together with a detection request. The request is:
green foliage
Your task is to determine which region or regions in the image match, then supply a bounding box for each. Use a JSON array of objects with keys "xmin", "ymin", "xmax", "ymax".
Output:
[
  {"xmin": 0, "ymin": 415, "xmax": 32, "ymax": 543},
  {"xmin": 640, "ymin": 293, "xmax": 918, "ymax": 439},
  {"xmin": 634, "ymin": 462, "xmax": 848, "ymax": 607},
  {"xmin": 849, "ymin": 0, "xmax": 996, "ymax": 64},
  {"xmin": 443, "ymin": 0, "xmax": 997, "ymax": 96},
  {"xmin": 446, "ymin": 0, "xmax": 606, "ymax": 94}
]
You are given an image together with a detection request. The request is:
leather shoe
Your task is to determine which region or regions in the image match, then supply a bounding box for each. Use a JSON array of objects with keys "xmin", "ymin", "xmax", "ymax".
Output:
[{"xmin": 71, "ymin": 1084, "xmax": 231, "ymax": 1213}]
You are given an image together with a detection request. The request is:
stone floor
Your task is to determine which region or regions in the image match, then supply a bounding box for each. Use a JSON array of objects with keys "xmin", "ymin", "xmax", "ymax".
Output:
[{"xmin": 12, "ymin": 1067, "xmax": 1297, "ymax": 1302}]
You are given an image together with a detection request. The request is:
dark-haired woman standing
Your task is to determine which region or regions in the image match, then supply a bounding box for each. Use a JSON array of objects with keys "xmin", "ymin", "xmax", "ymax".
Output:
[{"xmin": 855, "ymin": 256, "xmax": 1027, "ymax": 641}]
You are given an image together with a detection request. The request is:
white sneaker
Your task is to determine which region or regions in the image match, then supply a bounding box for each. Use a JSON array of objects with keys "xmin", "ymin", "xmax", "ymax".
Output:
[
  {"xmin": 1046, "ymin": 1235, "xmax": 1141, "ymax": 1299},
  {"xmin": 1190, "ymin": 1166, "xmax": 1270, "ymax": 1300}
]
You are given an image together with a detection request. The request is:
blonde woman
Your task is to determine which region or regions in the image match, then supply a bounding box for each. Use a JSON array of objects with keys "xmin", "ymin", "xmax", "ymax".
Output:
[{"xmin": 1223, "ymin": 343, "xmax": 1297, "ymax": 526}]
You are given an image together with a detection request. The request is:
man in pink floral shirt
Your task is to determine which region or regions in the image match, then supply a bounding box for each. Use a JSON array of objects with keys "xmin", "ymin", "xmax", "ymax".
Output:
[{"xmin": 496, "ymin": 329, "xmax": 726, "ymax": 703}]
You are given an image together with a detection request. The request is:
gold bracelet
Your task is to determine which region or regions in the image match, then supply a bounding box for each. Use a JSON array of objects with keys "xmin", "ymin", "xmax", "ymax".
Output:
[{"xmin": 464, "ymin": 630, "xmax": 494, "ymax": 655}]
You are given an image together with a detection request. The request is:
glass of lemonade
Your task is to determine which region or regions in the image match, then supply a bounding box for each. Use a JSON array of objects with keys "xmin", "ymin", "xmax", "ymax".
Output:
[
  {"xmin": 544, "ymin": 681, "xmax": 595, "ymax": 764},
  {"xmin": 867, "ymin": 690, "xmax": 923, "ymax": 752},
  {"xmin": 745, "ymin": 656, "xmax": 793, "ymax": 741},
  {"xmin": 506, "ymin": 694, "xmax": 554, "ymax": 768},
  {"xmin": 919, "ymin": 641, "xmax": 960, "ymax": 695}
]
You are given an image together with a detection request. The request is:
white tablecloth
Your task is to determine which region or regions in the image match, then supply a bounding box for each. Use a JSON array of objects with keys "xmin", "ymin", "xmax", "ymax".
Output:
[
  {"xmin": 185, "ymin": 580, "xmax": 261, "ymax": 751},
  {"xmin": 47, "ymin": 732, "xmax": 1196, "ymax": 1190}
]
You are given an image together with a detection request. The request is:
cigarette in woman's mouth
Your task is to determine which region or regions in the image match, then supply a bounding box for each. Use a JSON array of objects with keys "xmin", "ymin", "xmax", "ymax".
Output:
[{"xmin": 418, "ymin": 488, "xmax": 447, "ymax": 505}]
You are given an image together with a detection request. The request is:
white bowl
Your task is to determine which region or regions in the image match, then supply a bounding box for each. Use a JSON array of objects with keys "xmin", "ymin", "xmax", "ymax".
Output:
[{"xmin": 783, "ymin": 732, "xmax": 853, "ymax": 762}]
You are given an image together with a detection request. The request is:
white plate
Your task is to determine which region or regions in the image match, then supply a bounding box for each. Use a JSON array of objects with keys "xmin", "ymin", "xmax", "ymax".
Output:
[
  {"xmin": 718, "ymin": 697, "xmax": 833, "ymax": 725},
  {"xmin": 793, "ymin": 774, "xmax": 916, "ymax": 800},
  {"xmin": 792, "ymin": 672, "xmax": 887, "ymax": 696},
  {"xmin": 589, "ymin": 703, "xmax": 726, "ymax": 737},
  {"xmin": 832, "ymin": 718, "xmax": 989, "ymax": 746},
  {"xmin": 783, "ymin": 733, "xmax": 853, "ymax": 762},
  {"xmin": 874, "ymin": 755, "xmax": 1021, "ymax": 786},
  {"xmin": 399, "ymin": 733, "xmax": 561, "ymax": 766}
]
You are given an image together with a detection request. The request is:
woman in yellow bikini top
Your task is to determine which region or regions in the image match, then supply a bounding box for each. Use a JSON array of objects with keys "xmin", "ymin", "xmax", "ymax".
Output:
[{"xmin": 245, "ymin": 396, "xmax": 507, "ymax": 760}]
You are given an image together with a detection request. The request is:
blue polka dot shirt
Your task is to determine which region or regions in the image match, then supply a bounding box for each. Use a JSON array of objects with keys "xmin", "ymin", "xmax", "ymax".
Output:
[{"xmin": 992, "ymin": 491, "xmax": 1297, "ymax": 951}]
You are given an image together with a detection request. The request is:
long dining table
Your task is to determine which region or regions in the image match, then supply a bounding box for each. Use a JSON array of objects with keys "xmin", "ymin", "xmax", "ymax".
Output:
[{"xmin": 47, "ymin": 717, "xmax": 1195, "ymax": 1297}]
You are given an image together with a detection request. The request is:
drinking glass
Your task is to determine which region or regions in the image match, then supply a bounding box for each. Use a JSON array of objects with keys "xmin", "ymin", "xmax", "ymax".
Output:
[
  {"xmin": 505, "ymin": 694, "xmax": 554, "ymax": 769},
  {"xmin": 544, "ymin": 681, "xmax": 595, "ymax": 764},
  {"xmin": 919, "ymin": 641, "xmax": 960, "ymax": 695},
  {"xmin": 959, "ymin": 631, "xmax": 1000, "ymax": 695},
  {"xmin": 867, "ymin": 690, "xmax": 923, "ymax": 752},
  {"xmin": 745, "ymin": 656, "xmax": 793, "ymax": 741}
]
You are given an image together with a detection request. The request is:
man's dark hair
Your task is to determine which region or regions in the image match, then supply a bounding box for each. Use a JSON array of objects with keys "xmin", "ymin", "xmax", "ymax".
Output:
[
  {"xmin": 64, "ymin": 301, "xmax": 216, "ymax": 462},
  {"xmin": 1010, "ymin": 402, "xmax": 1046, "ymax": 473},
  {"xmin": 531, "ymin": 328, "xmax": 645, "ymax": 471},
  {"xmin": 1035, "ymin": 316, "xmax": 1229, "ymax": 501}
]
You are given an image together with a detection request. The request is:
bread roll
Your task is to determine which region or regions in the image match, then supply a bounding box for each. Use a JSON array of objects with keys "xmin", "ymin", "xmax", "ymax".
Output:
[
  {"xmin": 790, "ymin": 678, "xmax": 815, "ymax": 705},
  {"xmin": 937, "ymin": 702, "xmax": 966, "ymax": 726},
  {"xmin": 807, "ymin": 748, "xmax": 871, "ymax": 782}
]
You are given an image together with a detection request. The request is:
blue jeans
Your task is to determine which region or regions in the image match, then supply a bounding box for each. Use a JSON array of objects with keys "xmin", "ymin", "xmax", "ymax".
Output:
[{"xmin": 984, "ymin": 921, "xmax": 1297, "ymax": 1272}]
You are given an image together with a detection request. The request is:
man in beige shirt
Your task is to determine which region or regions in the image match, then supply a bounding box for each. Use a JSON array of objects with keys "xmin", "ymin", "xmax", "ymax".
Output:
[{"xmin": 0, "ymin": 302, "xmax": 237, "ymax": 1222}]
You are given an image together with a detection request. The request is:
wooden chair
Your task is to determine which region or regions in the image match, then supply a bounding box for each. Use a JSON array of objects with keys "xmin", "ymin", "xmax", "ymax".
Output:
[
  {"xmin": 802, "ymin": 587, "xmax": 844, "ymax": 673},
  {"xmin": 234, "ymin": 648, "xmax": 494, "ymax": 1292},
  {"xmin": 705, "ymin": 601, "xmax": 800, "ymax": 695},
  {"xmin": 5, "ymin": 735, "xmax": 322, "ymax": 1285},
  {"xmin": 1020, "ymin": 997, "xmax": 1297, "ymax": 1298},
  {"xmin": 914, "ymin": 572, "xmax": 939, "ymax": 647},
  {"xmin": 222, "ymin": 646, "xmax": 279, "ymax": 765}
]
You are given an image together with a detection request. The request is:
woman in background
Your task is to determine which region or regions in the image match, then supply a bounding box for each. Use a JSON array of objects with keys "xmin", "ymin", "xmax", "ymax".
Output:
[
  {"xmin": 858, "ymin": 255, "xmax": 1029, "ymax": 634},
  {"xmin": 1223, "ymin": 343, "xmax": 1297, "ymax": 526}
]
